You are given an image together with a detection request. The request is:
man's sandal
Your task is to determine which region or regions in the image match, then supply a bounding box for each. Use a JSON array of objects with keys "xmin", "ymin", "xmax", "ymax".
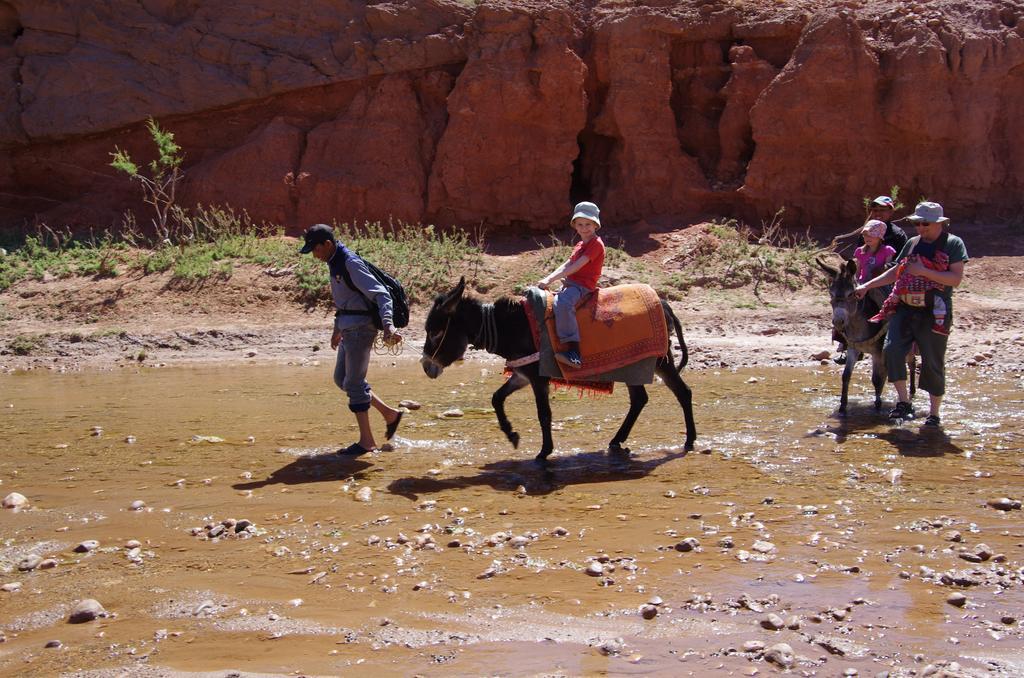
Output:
[
  {"xmin": 385, "ymin": 411, "xmax": 404, "ymax": 441},
  {"xmin": 339, "ymin": 442, "xmax": 374, "ymax": 457}
]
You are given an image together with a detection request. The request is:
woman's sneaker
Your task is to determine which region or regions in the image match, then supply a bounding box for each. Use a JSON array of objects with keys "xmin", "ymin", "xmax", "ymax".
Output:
[{"xmin": 888, "ymin": 401, "xmax": 915, "ymax": 421}]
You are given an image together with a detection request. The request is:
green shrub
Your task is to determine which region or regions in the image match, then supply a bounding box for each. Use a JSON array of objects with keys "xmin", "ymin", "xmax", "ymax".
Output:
[
  {"xmin": 138, "ymin": 245, "xmax": 176, "ymax": 274},
  {"xmin": 0, "ymin": 204, "xmax": 825, "ymax": 314},
  {"xmin": 9, "ymin": 334, "xmax": 43, "ymax": 356},
  {"xmin": 110, "ymin": 118, "xmax": 184, "ymax": 240},
  {"xmin": 657, "ymin": 211, "xmax": 824, "ymax": 299},
  {"xmin": 294, "ymin": 255, "xmax": 330, "ymax": 303},
  {"xmin": 330, "ymin": 221, "xmax": 484, "ymax": 303}
]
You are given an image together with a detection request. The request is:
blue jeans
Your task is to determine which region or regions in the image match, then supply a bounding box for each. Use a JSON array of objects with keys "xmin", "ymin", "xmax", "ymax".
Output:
[
  {"xmin": 884, "ymin": 304, "xmax": 948, "ymax": 396},
  {"xmin": 333, "ymin": 325, "xmax": 375, "ymax": 412},
  {"xmin": 553, "ymin": 281, "xmax": 589, "ymax": 343}
]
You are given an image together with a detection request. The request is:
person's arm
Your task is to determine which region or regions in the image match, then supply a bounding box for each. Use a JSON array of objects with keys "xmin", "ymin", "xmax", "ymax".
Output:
[
  {"xmin": 906, "ymin": 259, "xmax": 965, "ymax": 287},
  {"xmin": 559, "ymin": 254, "xmax": 591, "ymax": 278},
  {"xmin": 348, "ymin": 259, "xmax": 401, "ymax": 342},
  {"xmin": 539, "ymin": 254, "xmax": 589, "ymax": 288},
  {"xmin": 855, "ymin": 263, "xmax": 901, "ymax": 297}
]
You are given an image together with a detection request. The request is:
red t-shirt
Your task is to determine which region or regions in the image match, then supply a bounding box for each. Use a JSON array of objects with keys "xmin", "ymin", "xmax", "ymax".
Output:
[{"xmin": 567, "ymin": 236, "xmax": 605, "ymax": 291}]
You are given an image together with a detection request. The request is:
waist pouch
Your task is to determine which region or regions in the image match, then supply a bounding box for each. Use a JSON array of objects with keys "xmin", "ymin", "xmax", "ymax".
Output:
[{"xmin": 899, "ymin": 292, "xmax": 927, "ymax": 307}]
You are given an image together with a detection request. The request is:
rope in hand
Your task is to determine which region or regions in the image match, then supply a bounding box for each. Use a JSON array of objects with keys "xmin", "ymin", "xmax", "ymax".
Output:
[{"xmin": 372, "ymin": 331, "xmax": 404, "ymax": 356}]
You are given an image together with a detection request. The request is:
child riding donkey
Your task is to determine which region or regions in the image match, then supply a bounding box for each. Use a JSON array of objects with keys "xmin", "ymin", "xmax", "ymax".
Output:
[
  {"xmin": 833, "ymin": 194, "xmax": 908, "ymax": 364},
  {"xmin": 854, "ymin": 220, "xmax": 897, "ymax": 287},
  {"xmin": 537, "ymin": 201, "xmax": 606, "ymax": 368}
]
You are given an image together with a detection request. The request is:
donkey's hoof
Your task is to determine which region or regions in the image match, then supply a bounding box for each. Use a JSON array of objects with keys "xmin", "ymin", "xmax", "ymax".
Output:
[
  {"xmin": 608, "ymin": 442, "xmax": 630, "ymax": 456},
  {"xmin": 508, "ymin": 431, "xmax": 520, "ymax": 449},
  {"xmin": 534, "ymin": 451, "xmax": 551, "ymax": 465},
  {"xmin": 684, "ymin": 439, "xmax": 695, "ymax": 452}
]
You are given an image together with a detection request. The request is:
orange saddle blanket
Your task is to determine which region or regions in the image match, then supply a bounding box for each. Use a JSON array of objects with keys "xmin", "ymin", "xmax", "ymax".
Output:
[{"xmin": 544, "ymin": 283, "xmax": 669, "ymax": 380}]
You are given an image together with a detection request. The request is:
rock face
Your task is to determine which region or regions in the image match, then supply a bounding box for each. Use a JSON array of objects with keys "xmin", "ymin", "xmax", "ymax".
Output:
[
  {"xmin": 427, "ymin": 3, "xmax": 587, "ymax": 229},
  {"xmin": 1, "ymin": 1, "xmax": 1023, "ymax": 231}
]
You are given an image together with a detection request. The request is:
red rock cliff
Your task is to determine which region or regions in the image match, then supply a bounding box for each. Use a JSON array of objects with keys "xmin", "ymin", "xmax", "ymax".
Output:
[{"xmin": 1, "ymin": 0, "xmax": 1022, "ymax": 232}]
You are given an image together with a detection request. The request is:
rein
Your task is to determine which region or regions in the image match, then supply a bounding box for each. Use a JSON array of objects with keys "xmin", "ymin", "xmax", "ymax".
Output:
[
  {"xmin": 838, "ymin": 293, "xmax": 887, "ymax": 345},
  {"xmin": 846, "ymin": 322, "xmax": 887, "ymax": 346}
]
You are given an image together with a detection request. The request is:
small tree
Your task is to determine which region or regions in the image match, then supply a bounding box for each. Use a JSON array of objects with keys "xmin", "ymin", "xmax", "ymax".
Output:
[
  {"xmin": 862, "ymin": 184, "xmax": 905, "ymax": 213},
  {"xmin": 110, "ymin": 118, "xmax": 184, "ymax": 242}
]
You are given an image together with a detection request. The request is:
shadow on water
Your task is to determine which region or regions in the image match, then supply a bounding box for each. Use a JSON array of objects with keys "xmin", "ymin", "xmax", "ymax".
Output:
[
  {"xmin": 824, "ymin": 403, "xmax": 889, "ymax": 444},
  {"xmin": 233, "ymin": 453, "xmax": 373, "ymax": 490},
  {"xmin": 387, "ymin": 447, "xmax": 689, "ymax": 500},
  {"xmin": 875, "ymin": 424, "xmax": 964, "ymax": 457},
  {"xmin": 823, "ymin": 405, "xmax": 964, "ymax": 456}
]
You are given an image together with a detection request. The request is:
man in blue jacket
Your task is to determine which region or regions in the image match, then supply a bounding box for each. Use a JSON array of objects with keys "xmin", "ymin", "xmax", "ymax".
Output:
[{"xmin": 300, "ymin": 224, "xmax": 403, "ymax": 455}]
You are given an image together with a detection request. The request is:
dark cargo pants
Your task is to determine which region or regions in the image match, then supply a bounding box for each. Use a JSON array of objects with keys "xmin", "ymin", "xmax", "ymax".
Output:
[{"xmin": 884, "ymin": 304, "xmax": 948, "ymax": 396}]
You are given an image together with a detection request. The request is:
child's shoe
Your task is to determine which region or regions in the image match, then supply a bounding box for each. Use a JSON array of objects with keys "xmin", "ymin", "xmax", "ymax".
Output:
[
  {"xmin": 932, "ymin": 317, "xmax": 949, "ymax": 336},
  {"xmin": 555, "ymin": 349, "xmax": 582, "ymax": 368},
  {"xmin": 833, "ymin": 342, "xmax": 847, "ymax": 365}
]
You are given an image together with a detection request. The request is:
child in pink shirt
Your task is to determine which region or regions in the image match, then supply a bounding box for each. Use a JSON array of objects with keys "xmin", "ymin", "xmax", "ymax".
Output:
[
  {"xmin": 854, "ymin": 220, "xmax": 896, "ymax": 283},
  {"xmin": 834, "ymin": 220, "xmax": 897, "ymax": 360}
]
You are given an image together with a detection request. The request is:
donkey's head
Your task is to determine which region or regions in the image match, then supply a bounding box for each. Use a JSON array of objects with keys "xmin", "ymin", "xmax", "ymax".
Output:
[
  {"xmin": 819, "ymin": 257, "xmax": 860, "ymax": 334},
  {"xmin": 421, "ymin": 277, "xmax": 472, "ymax": 379}
]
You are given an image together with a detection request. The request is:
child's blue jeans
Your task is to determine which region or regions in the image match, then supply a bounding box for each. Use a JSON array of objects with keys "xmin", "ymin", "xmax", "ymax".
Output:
[{"xmin": 554, "ymin": 280, "xmax": 589, "ymax": 343}]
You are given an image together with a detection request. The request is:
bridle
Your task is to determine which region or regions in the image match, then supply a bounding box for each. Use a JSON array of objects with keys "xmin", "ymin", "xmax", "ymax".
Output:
[
  {"xmin": 427, "ymin": 315, "xmax": 452, "ymax": 363},
  {"xmin": 428, "ymin": 300, "xmax": 496, "ymax": 364}
]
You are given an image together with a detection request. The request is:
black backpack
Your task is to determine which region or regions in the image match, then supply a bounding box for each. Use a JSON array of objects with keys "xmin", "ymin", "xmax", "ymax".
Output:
[{"xmin": 336, "ymin": 254, "xmax": 410, "ymax": 330}]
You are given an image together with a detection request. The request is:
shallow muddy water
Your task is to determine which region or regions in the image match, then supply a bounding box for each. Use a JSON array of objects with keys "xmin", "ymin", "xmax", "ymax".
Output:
[{"xmin": 1, "ymin": 357, "xmax": 1022, "ymax": 677}]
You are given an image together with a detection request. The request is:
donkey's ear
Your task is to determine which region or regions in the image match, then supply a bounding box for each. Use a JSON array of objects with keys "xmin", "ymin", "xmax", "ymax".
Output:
[
  {"xmin": 843, "ymin": 258, "xmax": 857, "ymax": 277},
  {"xmin": 816, "ymin": 257, "xmax": 839, "ymax": 278},
  {"xmin": 441, "ymin": 276, "xmax": 466, "ymax": 314}
]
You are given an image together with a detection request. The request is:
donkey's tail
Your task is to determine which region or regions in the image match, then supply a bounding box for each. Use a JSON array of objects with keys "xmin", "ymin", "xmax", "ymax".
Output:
[{"xmin": 665, "ymin": 303, "xmax": 688, "ymax": 373}]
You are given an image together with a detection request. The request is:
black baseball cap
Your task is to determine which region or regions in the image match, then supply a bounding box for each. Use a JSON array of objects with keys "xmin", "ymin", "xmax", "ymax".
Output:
[{"xmin": 299, "ymin": 223, "xmax": 334, "ymax": 254}]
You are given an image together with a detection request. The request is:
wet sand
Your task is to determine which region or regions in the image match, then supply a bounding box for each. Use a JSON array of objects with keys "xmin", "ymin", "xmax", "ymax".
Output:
[{"xmin": 1, "ymin": 357, "xmax": 1022, "ymax": 676}]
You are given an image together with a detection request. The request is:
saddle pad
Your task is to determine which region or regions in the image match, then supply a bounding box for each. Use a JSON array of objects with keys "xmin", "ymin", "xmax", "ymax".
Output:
[
  {"xmin": 545, "ymin": 283, "xmax": 668, "ymax": 380},
  {"xmin": 518, "ymin": 297, "xmax": 613, "ymax": 394}
]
